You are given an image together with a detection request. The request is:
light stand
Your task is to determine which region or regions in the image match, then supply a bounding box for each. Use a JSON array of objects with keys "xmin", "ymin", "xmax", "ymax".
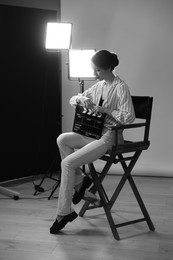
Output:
[{"xmin": 78, "ymin": 79, "xmax": 84, "ymax": 93}]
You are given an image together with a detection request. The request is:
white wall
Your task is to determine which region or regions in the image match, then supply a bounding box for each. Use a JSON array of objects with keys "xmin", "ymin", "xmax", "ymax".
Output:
[{"xmin": 61, "ymin": 0, "xmax": 173, "ymax": 176}]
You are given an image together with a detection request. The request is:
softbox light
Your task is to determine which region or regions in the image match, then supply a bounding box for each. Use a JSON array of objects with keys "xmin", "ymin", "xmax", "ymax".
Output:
[
  {"xmin": 45, "ymin": 23, "xmax": 72, "ymax": 51},
  {"xmin": 68, "ymin": 49, "xmax": 96, "ymax": 80}
]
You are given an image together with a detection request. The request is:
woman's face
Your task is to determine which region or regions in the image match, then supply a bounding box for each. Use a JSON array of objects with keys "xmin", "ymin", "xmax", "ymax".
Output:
[{"xmin": 91, "ymin": 63, "xmax": 110, "ymax": 81}]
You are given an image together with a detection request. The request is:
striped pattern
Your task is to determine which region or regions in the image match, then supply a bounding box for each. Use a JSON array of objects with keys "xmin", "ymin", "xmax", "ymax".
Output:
[{"xmin": 70, "ymin": 76, "xmax": 135, "ymax": 128}]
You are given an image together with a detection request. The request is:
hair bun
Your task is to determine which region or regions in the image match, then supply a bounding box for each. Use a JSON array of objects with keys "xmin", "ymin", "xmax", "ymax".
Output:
[{"xmin": 112, "ymin": 53, "xmax": 119, "ymax": 68}]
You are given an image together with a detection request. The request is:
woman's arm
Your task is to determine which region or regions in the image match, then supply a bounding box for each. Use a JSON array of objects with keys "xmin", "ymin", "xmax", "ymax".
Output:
[
  {"xmin": 96, "ymin": 83, "xmax": 135, "ymax": 125},
  {"xmin": 69, "ymin": 94, "xmax": 95, "ymax": 110},
  {"xmin": 111, "ymin": 84, "xmax": 135, "ymax": 124},
  {"xmin": 69, "ymin": 83, "xmax": 99, "ymax": 110}
]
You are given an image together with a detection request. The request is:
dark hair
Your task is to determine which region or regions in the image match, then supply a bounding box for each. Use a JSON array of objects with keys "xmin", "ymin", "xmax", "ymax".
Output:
[{"xmin": 91, "ymin": 50, "xmax": 119, "ymax": 71}]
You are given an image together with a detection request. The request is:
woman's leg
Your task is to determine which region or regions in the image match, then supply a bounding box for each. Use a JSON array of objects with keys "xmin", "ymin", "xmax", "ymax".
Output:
[
  {"xmin": 57, "ymin": 138, "xmax": 109, "ymax": 216},
  {"xmin": 57, "ymin": 132, "xmax": 94, "ymax": 187},
  {"xmin": 57, "ymin": 132, "xmax": 95, "ymax": 159},
  {"xmin": 56, "ymin": 132, "xmax": 96, "ymax": 216}
]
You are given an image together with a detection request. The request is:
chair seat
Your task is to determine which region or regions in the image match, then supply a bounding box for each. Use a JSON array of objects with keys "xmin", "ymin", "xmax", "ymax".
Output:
[
  {"xmin": 113, "ymin": 140, "xmax": 150, "ymax": 152},
  {"xmin": 100, "ymin": 140, "xmax": 150, "ymax": 163}
]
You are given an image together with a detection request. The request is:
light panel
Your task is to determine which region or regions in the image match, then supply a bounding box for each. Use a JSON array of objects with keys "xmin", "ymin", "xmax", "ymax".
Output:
[
  {"xmin": 45, "ymin": 23, "xmax": 72, "ymax": 50},
  {"xmin": 68, "ymin": 49, "xmax": 96, "ymax": 80}
]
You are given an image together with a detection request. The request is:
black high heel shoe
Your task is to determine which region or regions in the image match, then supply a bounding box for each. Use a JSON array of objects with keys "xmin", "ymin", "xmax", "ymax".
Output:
[
  {"xmin": 50, "ymin": 211, "xmax": 78, "ymax": 234},
  {"xmin": 72, "ymin": 176, "xmax": 93, "ymax": 205}
]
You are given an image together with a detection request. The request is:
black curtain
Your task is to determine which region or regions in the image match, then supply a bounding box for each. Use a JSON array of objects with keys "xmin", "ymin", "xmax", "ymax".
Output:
[{"xmin": 0, "ymin": 5, "xmax": 61, "ymax": 181}]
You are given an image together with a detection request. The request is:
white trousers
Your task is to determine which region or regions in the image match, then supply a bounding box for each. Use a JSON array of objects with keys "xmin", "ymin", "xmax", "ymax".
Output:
[{"xmin": 56, "ymin": 129, "xmax": 117, "ymax": 216}]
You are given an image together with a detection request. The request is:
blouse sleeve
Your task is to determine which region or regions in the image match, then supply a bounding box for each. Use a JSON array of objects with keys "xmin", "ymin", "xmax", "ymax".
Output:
[
  {"xmin": 111, "ymin": 84, "xmax": 135, "ymax": 124},
  {"xmin": 69, "ymin": 83, "xmax": 98, "ymax": 107}
]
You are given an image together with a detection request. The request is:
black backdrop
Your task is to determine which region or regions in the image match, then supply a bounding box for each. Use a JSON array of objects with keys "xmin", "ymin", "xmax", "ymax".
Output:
[{"xmin": 0, "ymin": 4, "xmax": 61, "ymax": 181}]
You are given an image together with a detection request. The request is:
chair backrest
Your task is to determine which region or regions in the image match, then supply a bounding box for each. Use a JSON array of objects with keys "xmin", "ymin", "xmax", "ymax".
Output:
[
  {"xmin": 132, "ymin": 96, "xmax": 153, "ymax": 141},
  {"xmin": 132, "ymin": 96, "xmax": 153, "ymax": 120}
]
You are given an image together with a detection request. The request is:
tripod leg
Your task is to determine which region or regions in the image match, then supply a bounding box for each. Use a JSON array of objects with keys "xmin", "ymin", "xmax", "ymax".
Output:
[
  {"xmin": 0, "ymin": 186, "xmax": 20, "ymax": 200},
  {"xmin": 48, "ymin": 180, "xmax": 61, "ymax": 200}
]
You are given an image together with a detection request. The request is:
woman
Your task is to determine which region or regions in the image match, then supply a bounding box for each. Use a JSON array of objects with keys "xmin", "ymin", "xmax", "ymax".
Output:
[{"xmin": 50, "ymin": 50, "xmax": 135, "ymax": 234}]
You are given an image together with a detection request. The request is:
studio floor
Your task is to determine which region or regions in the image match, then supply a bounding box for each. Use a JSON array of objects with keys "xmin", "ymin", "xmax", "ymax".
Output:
[{"xmin": 0, "ymin": 174, "xmax": 173, "ymax": 260}]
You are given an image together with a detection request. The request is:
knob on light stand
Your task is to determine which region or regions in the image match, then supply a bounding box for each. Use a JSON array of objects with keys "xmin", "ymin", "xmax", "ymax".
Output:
[{"xmin": 78, "ymin": 78, "xmax": 84, "ymax": 93}]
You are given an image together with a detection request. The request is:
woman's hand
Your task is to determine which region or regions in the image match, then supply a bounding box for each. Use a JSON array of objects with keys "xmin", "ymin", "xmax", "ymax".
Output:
[
  {"xmin": 77, "ymin": 96, "xmax": 95, "ymax": 110},
  {"xmin": 95, "ymin": 106, "xmax": 111, "ymax": 115}
]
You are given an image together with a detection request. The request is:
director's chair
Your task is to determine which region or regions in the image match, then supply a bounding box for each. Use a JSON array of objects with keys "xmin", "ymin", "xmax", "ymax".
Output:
[{"xmin": 79, "ymin": 96, "xmax": 155, "ymax": 240}]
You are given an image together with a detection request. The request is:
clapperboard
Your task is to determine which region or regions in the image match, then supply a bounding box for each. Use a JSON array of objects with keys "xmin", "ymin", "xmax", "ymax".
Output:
[{"xmin": 72, "ymin": 104, "xmax": 106, "ymax": 139}]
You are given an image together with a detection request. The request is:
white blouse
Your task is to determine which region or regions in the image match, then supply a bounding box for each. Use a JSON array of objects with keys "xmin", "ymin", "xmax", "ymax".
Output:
[{"xmin": 69, "ymin": 75, "xmax": 135, "ymax": 128}]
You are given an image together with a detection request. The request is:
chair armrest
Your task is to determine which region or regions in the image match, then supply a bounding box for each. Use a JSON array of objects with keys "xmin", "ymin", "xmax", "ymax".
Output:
[
  {"xmin": 110, "ymin": 122, "xmax": 147, "ymax": 131},
  {"xmin": 110, "ymin": 122, "xmax": 147, "ymax": 146}
]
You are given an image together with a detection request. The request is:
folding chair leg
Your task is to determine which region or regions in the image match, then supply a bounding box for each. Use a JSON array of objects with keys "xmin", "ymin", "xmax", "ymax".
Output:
[
  {"xmin": 79, "ymin": 163, "xmax": 120, "ymax": 240},
  {"xmin": 118, "ymin": 152, "xmax": 155, "ymax": 231},
  {"xmin": 128, "ymin": 174, "xmax": 155, "ymax": 231},
  {"xmin": 93, "ymin": 173, "xmax": 120, "ymax": 240},
  {"xmin": 103, "ymin": 203, "xmax": 120, "ymax": 240},
  {"xmin": 79, "ymin": 200, "xmax": 91, "ymax": 217},
  {"xmin": 79, "ymin": 158, "xmax": 114, "ymax": 216}
]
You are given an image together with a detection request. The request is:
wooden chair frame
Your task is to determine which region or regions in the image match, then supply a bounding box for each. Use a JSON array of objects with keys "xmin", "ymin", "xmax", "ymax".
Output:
[{"xmin": 79, "ymin": 96, "xmax": 155, "ymax": 240}]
